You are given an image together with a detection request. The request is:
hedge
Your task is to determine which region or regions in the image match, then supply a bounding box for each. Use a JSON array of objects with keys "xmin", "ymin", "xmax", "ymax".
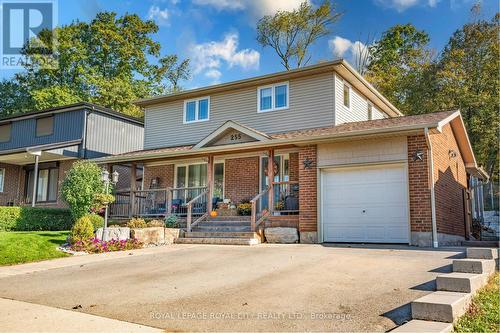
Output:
[{"xmin": 0, "ymin": 207, "xmax": 73, "ymax": 231}]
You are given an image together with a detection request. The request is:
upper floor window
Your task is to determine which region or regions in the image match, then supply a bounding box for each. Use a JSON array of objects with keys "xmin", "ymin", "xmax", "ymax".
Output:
[
  {"xmin": 258, "ymin": 82, "xmax": 289, "ymax": 112},
  {"xmin": 0, "ymin": 168, "xmax": 4, "ymax": 192},
  {"xmin": 368, "ymin": 104, "xmax": 373, "ymax": 120},
  {"xmin": 343, "ymin": 83, "xmax": 351, "ymax": 109},
  {"xmin": 0, "ymin": 123, "xmax": 11, "ymax": 143},
  {"xmin": 184, "ymin": 97, "xmax": 210, "ymax": 123},
  {"xmin": 36, "ymin": 116, "xmax": 54, "ymax": 137}
]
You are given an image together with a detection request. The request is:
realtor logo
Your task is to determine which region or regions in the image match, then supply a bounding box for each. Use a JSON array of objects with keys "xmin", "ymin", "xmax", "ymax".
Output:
[{"xmin": 0, "ymin": 0, "xmax": 57, "ymax": 69}]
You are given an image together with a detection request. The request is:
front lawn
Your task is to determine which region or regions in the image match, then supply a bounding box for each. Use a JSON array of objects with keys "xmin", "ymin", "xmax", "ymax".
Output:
[
  {"xmin": 454, "ymin": 272, "xmax": 500, "ymax": 332},
  {"xmin": 0, "ymin": 231, "xmax": 70, "ymax": 266}
]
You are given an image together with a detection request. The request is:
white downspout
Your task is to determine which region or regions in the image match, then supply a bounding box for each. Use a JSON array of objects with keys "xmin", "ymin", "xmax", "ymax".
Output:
[{"xmin": 424, "ymin": 128, "xmax": 438, "ymax": 248}]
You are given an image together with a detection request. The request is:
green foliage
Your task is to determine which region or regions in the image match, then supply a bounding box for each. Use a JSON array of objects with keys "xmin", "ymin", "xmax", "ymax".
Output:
[
  {"xmin": 0, "ymin": 207, "xmax": 72, "ymax": 231},
  {"xmin": 70, "ymin": 215, "xmax": 95, "ymax": 243},
  {"xmin": 61, "ymin": 161, "xmax": 105, "ymax": 221},
  {"xmin": 87, "ymin": 214, "xmax": 104, "ymax": 231},
  {"xmin": 92, "ymin": 193, "xmax": 115, "ymax": 211},
  {"xmin": 237, "ymin": 202, "xmax": 252, "ymax": 216},
  {"xmin": 164, "ymin": 215, "xmax": 180, "ymax": 228},
  {"xmin": 0, "ymin": 231, "xmax": 70, "ymax": 266},
  {"xmin": 1, "ymin": 11, "xmax": 190, "ymax": 117},
  {"xmin": 146, "ymin": 219, "xmax": 165, "ymax": 228},
  {"xmin": 126, "ymin": 218, "xmax": 147, "ymax": 228},
  {"xmin": 257, "ymin": 1, "xmax": 341, "ymax": 70}
]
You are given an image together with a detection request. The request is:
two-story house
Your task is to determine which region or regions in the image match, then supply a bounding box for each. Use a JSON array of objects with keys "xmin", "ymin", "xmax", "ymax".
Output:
[
  {"xmin": 0, "ymin": 103, "xmax": 143, "ymax": 208},
  {"xmin": 96, "ymin": 59, "xmax": 485, "ymax": 247}
]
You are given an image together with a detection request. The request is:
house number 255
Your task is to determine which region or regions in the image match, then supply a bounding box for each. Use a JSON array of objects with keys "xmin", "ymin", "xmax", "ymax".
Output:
[{"xmin": 230, "ymin": 133, "xmax": 242, "ymax": 141}]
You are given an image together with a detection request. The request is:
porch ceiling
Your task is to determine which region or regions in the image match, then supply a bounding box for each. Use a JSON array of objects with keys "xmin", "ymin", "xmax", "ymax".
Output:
[{"xmin": 0, "ymin": 151, "xmax": 76, "ymax": 165}]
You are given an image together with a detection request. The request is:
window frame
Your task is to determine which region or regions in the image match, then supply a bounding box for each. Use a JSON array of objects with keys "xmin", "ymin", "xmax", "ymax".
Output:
[
  {"xmin": 36, "ymin": 116, "xmax": 54, "ymax": 137},
  {"xmin": 257, "ymin": 81, "xmax": 289, "ymax": 113},
  {"xmin": 183, "ymin": 97, "xmax": 210, "ymax": 124},
  {"xmin": 0, "ymin": 168, "xmax": 5, "ymax": 193},
  {"xmin": 368, "ymin": 103, "xmax": 373, "ymax": 120},
  {"xmin": 0, "ymin": 123, "xmax": 11, "ymax": 143},
  {"xmin": 343, "ymin": 82, "xmax": 351, "ymax": 109}
]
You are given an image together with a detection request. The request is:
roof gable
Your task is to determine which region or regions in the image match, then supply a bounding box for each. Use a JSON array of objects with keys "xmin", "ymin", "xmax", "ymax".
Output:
[{"xmin": 194, "ymin": 121, "xmax": 271, "ymax": 149}]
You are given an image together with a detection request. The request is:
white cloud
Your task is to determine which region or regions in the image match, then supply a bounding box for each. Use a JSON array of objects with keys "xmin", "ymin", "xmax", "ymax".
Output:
[
  {"xmin": 190, "ymin": 32, "xmax": 260, "ymax": 80},
  {"xmin": 192, "ymin": 0, "xmax": 307, "ymax": 19},
  {"xmin": 147, "ymin": 5, "xmax": 170, "ymax": 25},
  {"xmin": 374, "ymin": 0, "xmax": 440, "ymax": 11},
  {"xmin": 171, "ymin": 0, "xmax": 180, "ymax": 4},
  {"xmin": 329, "ymin": 36, "xmax": 370, "ymax": 70}
]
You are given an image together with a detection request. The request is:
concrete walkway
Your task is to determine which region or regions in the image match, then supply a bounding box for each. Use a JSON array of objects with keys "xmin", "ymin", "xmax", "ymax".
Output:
[{"xmin": 0, "ymin": 298, "xmax": 163, "ymax": 333}]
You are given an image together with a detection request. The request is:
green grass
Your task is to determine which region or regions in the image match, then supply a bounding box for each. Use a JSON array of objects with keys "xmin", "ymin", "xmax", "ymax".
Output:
[
  {"xmin": 0, "ymin": 231, "xmax": 70, "ymax": 266},
  {"xmin": 454, "ymin": 272, "xmax": 500, "ymax": 332}
]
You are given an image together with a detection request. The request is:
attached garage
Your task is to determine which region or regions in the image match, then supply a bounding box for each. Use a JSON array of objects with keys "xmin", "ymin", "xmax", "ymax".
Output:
[{"xmin": 320, "ymin": 163, "xmax": 410, "ymax": 244}]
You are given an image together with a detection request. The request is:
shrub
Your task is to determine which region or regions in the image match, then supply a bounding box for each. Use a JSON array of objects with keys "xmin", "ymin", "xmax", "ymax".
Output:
[
  {"xmin": 146, "ymin": 219, "xmax": 165, "ymax": 227},
  {"xmin": 164, "ymin": 215, "xmax": 180, "ymax": 228},
  {"xmin": 126, "ymin": 218, "xmax": 147, "ymax": 228},
  {"xmin": 0, "ymin": 207, "xmax": 73, "ymax": 231},
  {"xmin": 70, "ymin": 215, "xmax": 95, "ymax": 243},
  {"xmin": 237, "ymin": 201, "xmax": 252, "ymax": 216},
  {"xmin": 71, "ymin": 237, "xmax": 143, "ymax": 253},
  {"xmin": 61, "ymin": 161, "xmax": 106, "ymax": 221},
  {"xmin": 87, "ymin": 213, "xmax": 104, "ymax": 231}
]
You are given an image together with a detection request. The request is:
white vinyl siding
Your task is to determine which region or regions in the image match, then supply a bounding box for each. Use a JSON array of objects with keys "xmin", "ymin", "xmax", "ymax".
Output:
[{"xmin": 144, "ymin": 73, "xmax": 335, "ymax": 149}]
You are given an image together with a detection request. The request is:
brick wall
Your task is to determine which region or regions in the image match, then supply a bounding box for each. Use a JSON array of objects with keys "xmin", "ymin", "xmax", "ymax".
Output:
[
  {"xmin": 143, "ymin": 164, "xmax": 174, "ymax": 189},
  {"xmin": 430, "ymin": 124, "xmax": 467, "ymax": 237},
  {"xmin": 225, "ymin": 156, "xmax": 259, "ymax": 204},
  {"xmin": 407, "ymin": 135, "xmax": 432, "ymax": 233},
  {"xmin": 298, "ymin": 145, "xmax": 317, "ymax": 232},
  {"xmin": 0, "ymin": 163, "xmax": 21, "ymax": 205},
  {"xmin": 289, "ymin": 152, "xmax": 299, "ymax": 182}
]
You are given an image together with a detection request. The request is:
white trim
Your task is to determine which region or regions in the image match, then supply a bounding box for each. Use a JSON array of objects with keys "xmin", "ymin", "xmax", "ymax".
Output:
[
  {"xmin": 174, "ymin": 161, "xmax": 207, "ymax": 188},
  {"xmin": 183, "ymin": 96, "xmax": 210, "ymax": 124},
  {"xmin": 0, "ymin": 168, "xmax": 4, "ymax": 193},
  {"xmin": 194, "ymin": 120, "xmax": 270, "ymax": 149},
  {"xmin": 257, "ymin": 81, "xmax": 289, "ymax": 113}
]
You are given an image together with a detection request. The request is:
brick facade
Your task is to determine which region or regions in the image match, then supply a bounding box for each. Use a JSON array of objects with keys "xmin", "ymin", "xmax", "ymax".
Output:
[
  {"xmin": 143, "ymin": 164, "xmax": 174, "ymax": 189},
  {"xmin": 298, "ymin": 145, "xmax": 317, "ymax": 232},
  {"xmin": 430, "ymin": 124, "xmax": 467, "ymax": 237},
  {"xmin": 407, "ymin": 135, "xmax": 432, "ymax": 233},
  {"xmin": 225, "ymin": 156, "xmax": 260, "ymax": 204},
  {"xmin": 0, "ymin": 163, "xmax": 22, "ymax": 206}
]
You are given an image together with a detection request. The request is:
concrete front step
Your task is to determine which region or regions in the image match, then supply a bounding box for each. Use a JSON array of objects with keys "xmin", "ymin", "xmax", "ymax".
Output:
[
  {"xmin": 207, "ymin": 216, "xmax": 251, "ymax": 221},
  {"xmin": 436, "ymin": 272, "xmax": 487, "ymax": 293},
  {"xmin": 193, "ymin": 226, "xmax": 252, "ymax": 232},
  {"xmin": 453, "ymin": 258, "xmax": 496, "ymax": 275},
  {"xmin": 411, "ymin": 291, "xmax": 472, "ymax": 323},
  {"xmin": 466, "ymin": 247, "xmax": 499, "ymax": 260},
  {"xmin": 186, "ymin": 231, "xmax": 260, "ymax": 239},
  {"xmin": 391, "ymin": 320, "xmax": 453, "ymax": 333},
  {"xmin": 198, "ymin": 221, "xmax": 251, "ymax": 227},
  {"xmin": 175, "ymin": 237, "xmax": 259, "ymax": 245}
]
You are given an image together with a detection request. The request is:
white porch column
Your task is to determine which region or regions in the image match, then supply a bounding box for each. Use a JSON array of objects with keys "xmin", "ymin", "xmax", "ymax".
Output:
[{"xmin": 29, "ymin": 151, "xmax": 42, "ymax": 207}]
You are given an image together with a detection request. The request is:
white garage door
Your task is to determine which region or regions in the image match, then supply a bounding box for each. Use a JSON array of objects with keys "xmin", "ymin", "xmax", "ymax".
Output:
[{"xmin": 321, "ymin": 164, "xmax": 409, "ymax": 243}]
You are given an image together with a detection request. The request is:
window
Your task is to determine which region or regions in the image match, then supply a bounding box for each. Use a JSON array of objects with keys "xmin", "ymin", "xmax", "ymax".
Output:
[
  {"xmin": 174, "ymin": 162, "xmax": 225, "ymax": 200},
  {"xmin": 0, "ymin": 124, "xmax": 11, "ymax": 143},
  {"xmin": 343, "ymin": 84, "xmax": 351, "ymax": 108},
  {"xmin": 25, "ymin": 165, "xmax": 59, "ymax": 203},
  {"xmin": 258, "ymin": 82, "xmax": 289, "ymax": 112},
  {"xmin": 0, "ymin": 168, "xmax": 4, "ymax": 192},
  {"xmin": 36, "ymin": 116, "xmax": 54, "ymax": 137},
  {"xmin": 184, "ymin": 97, "xmax": 210, "ymax": 123},
  {"xmin": 368, "ymin": 104, "xmax": 373, "ymax": 120}
]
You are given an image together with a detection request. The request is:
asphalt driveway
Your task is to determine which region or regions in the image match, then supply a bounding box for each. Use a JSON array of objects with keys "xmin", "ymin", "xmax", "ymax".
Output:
[{"xmin": 0, "ymin": 244, "xmax": 464, "ymax": 332}]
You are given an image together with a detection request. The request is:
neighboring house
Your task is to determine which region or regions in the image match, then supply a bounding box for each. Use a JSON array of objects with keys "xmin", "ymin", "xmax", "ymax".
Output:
[
  {"xmin": 0, "ymin": 103, "xmax": 143, "ymax": 208},
  {"xmin": 95, "ymin": 59, "xmax": 486, "ymax": 247}
]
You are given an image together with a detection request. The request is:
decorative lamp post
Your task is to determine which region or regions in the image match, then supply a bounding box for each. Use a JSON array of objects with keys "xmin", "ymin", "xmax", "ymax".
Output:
[{"xmin": 101, "ymin": 169, "xmax": 119, "ymax": 240}]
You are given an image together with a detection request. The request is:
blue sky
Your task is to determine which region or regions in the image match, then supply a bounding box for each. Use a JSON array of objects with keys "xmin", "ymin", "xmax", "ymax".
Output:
[{"xmin": 1, "ymin": 0, "xmax": 497, "ymax": 88}]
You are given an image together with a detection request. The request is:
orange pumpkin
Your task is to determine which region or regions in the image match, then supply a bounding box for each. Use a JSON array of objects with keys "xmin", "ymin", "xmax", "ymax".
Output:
[{"xmin": 210, "ymin": 210, "xmax": 218, "ymax": 218}]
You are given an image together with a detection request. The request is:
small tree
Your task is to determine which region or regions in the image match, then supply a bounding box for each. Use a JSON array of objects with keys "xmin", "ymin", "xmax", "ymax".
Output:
[
  {"xmin": 61, "ymin": 161, "xmax": 105, "ymax": 221},
  {"xmin": 256, "ymin": 1, "xmax": 342, "ymax": 70}
]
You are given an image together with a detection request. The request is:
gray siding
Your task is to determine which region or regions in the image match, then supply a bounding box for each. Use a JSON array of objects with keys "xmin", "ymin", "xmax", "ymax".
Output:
[
  {"xmin": 0, "ymin": 110, "xmax": 84, "ymax": 152},
  {"xmin": 85, "ymin": 112, "xmax": 144, "ymax": 158},
  {"xmin": 144, "ymin": 72, "xmax": 335, "ymax": 149}
]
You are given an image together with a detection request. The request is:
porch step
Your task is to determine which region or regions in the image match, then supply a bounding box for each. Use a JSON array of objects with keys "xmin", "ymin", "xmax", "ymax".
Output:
[
  {"xmin": 411, "ymin": 291, "xmax": 472, "ymax": 323},
  {"xmin": 198, "ymin": 221, "xmax": 251, "ymax": 227},
  {"xmin": 192, "ymin": 226, "xmax": 252, "ymax": 232},
  {"xmin": 436, "ymin": 272, "xmax": 487, "ymax": 293},
  {"xmin": 466, "ymin": 247, "xmax": 498, "ymax": 260},
  {"xmin": 452, "ymin": 258, "xmax": 496, "ymax": 274},
  {"xmin": 391, "ymin": 320, "xmax": 452, "ymax": 333},
  {"xmin": 175, "ymin": 237, "xmax": 259, "ymax": 246},
  {"xmin": 186, "ymin": 231, "xmax": 260, "ymax": 239},
  {"xmin": 207, "ymin": 216, "xmax": 251, "ymax": 221}
]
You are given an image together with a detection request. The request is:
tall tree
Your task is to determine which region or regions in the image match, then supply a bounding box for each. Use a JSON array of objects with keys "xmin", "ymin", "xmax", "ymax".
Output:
[
  {"xmin": 364, "ymin": 24, "xmax": 435, "ymax": 115},
  {"xmin": 1, "ymin": 12, "xmax": 191, "ymax": 118},
  {"xmin": 434, "ymin": 11, "xmax": 499, "ymax": 178},
  {"xmin": 256, "ymin": 1, "xmax": 342, "ymax": 70}
]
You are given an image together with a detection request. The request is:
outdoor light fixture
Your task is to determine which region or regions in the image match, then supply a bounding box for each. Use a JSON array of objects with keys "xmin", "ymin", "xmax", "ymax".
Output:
[{"xmin": 101, "ymin": 168, "xmax": 119, "ymax": 241}]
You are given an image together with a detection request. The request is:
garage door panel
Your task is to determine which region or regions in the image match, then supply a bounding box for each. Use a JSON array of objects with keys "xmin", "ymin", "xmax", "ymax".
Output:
[{"xmin": 322, "ymin": 164, "xmax": 409, "ymax": 244}]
